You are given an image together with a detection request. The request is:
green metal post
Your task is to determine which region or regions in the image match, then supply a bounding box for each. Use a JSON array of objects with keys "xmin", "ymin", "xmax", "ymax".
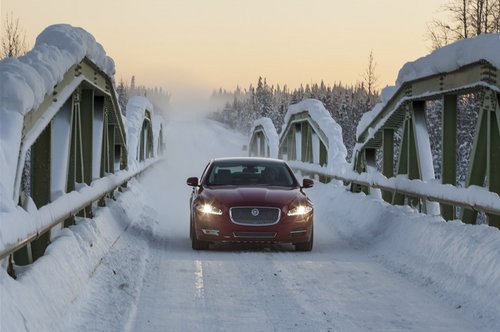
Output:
[
  {"xmin": 260, "ymin": 133, "xmax": 265, "ymax": 157},
  {"xmin": 318, "ymin": 142, "xmax": 329, "ymax": 183},
  {"xmin": 301, "ymin": 122, "xmax": 312, "ymax": 162},
  {"xmin": 98, "ymin": 107, "xmax": 108, "ymax": 208},
  {"xmin": 250, "ymin": 135, "xmax": 257, "ymax": 156},
  {"xmin": 100, "ymin": 108, "xmax": 108, "ymax": 178},
  {"xmin": 295, "ymin": 124, "xmax": 301, "ymax": 161},
  {"xmin": 319, "ymin": 142, "xmax": 327, "ymax": 166},
  {"xmin": 408, "ymin": 107, "xmax": 422, "ymax": 209},
  {"xmin": 80, "ymin": 89, "xmax": 94, "ymax": 217},
  {"xmin": 65, "ymin": 92, "xmax": 80, "ymax": 227},
  {"xmin": 365, "ymin": 148, "xmax": 377, "ymax": 195},
  {"xmin": 408, "ymin": 103, "xmax": 422, "ymax": 181},
  {"xmin": 288, "ymin": 127, "xmax": 296, "ymax": 160},
  {"xmin": 487, "ymin": 92, "xmax": 500, "ymax": 228},
  {"xmin": 30, "ymin": 124, "xmax": 52, "ymax": 262},
  {"xmin": 382, "ymin": 129, "xmax": 394, "ymax": 202},
  {"xmin": 441, "ymin": 95, "xmax": 457, "ymax": 220},
  {"xmin": 148, "ymin": 125, "xmax": 153, "ymax": 159},
  {"xmin": 139, "ymin": 122, "xmax": 145, "ymax": 161},
  {"xmin": 108, "ymin": 125, "xmax": 115, "ymax": 174},
  {"xmin": 393, "ymin": 118, "xmax": 409, "ymax": 205},
  {"xmin": 460, "ymin": 103, "xmax": 487, "ymax": 224}
]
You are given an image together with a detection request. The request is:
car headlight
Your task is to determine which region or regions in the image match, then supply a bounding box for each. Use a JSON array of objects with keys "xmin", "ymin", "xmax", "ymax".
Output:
[
  {"xmin": 287, "ymin": 205, "xmax": 313, "ymax": 216},
  {"xmin": 196, "ymin": 203, "xmax": 223, "ymax": 215}
]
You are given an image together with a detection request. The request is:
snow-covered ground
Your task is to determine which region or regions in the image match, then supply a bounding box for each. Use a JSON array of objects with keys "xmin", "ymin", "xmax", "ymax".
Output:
[{"xmin": 1, "ymin": 112, "xmax": 499, "ymax": 331}]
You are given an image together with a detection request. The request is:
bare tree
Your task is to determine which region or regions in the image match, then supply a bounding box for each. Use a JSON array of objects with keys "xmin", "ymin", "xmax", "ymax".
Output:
[
  {"xmin": 426, "ymin": 0, "xmax": 500, "ymax": 50},
  {"xmin": 1, "ymin": 12, "xmax": 27, "ymax": 58}
]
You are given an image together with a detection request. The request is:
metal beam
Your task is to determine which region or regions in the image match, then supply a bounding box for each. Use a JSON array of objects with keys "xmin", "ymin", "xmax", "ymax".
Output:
[
  {"xmin": 487, "ymin": 92, "xmax": 500, "ymax": 227},
  {"xmin": 412, "ymin": 101, "xmax": 439, "ymax": 214},
  {"xmin": 357, "ymin": 61, "xmax": 499, "ymax": 146},
  {"xmin": 30, "ymin": 124, "xmax": 52, "ymax": 262},
  {"xmin": 441, "ymin": 95, "xmax": 457, "ymax": 220},
  {"xmin": 460, "ymin": 99, "xmax": 488, "ymax": 224},
  {"xmin": 393, "ymin": 118, "xmax": 409, "ymax": 205},
  {"xmin": 80, "ymin": 89, "xmax": 94, "ymax": 217},
  {"xmin": 107, "ymin": 125, "xmax": 115, "ymax": 174},
  {"xmin": 382, "ymin": 129, "xmax": 394, "ymax": 202}
]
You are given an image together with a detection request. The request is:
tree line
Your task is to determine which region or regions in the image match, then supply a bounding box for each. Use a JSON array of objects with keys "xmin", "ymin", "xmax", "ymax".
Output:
[
  {"xmin": 115, "ymin": 76, "xmax": 171, "ymax": 116},
  {"xmin": 209, "ymin": 76, "xmax": 379, "ymax": 161}
]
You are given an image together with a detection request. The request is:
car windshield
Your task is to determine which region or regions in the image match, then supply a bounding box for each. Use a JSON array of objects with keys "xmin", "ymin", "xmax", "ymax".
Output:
[{"xmin": 206, "ymin": 161, "xmax": 296, "ymax": 187}]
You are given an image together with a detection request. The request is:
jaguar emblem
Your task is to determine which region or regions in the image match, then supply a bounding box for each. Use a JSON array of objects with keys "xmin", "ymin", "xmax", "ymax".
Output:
[{"xmin": 251, "ymin": 208, "xmax": 260, "ymax": 217}]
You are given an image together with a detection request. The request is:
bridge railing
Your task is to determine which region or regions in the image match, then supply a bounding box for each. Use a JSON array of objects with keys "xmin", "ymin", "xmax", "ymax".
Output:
[
  {"xmin": 0, "ymin": 24, "xmax": 165, "ymax": 277},
  {"xmin": 249, "ymin": 36, "xmax": 500, "ymax": 229},
  {"xmin": 248, "ymin": 117, "xmax": 279, "ymax": 158},
  {"xmin": 353, "ymin": 58, "xmax": 500, "ymax": 227},
  {"xmin": 289, "ymin": 160, "xmax": 500, "ymax": 218}
]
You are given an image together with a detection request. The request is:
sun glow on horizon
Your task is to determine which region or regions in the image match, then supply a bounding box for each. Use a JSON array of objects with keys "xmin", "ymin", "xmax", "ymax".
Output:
[{"xmin": 1, "ymin": 0, "xmax": 442, "ymax": 97}]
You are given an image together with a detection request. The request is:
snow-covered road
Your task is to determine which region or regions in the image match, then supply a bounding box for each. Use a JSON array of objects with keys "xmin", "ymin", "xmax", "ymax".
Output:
[{"xmin": 54, "ymin": 113, "xmax": 494, "ymax": 332}]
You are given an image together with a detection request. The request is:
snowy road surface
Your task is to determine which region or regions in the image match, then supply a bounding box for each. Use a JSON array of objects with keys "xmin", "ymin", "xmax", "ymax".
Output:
[{"xmin": 60, "ymin": 114, "xmax": 490, "ymax": 332}]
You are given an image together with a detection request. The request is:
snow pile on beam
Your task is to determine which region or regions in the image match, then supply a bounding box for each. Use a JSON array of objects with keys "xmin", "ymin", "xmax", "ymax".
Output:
[
  {"xmin": 283, "ymin": 99, "xmax": 347, "ymax": 166},
  {"xmin": 250, "ymin": 117, "xmax": 279, "ymax": 158},
  {"xmin": 0, "ymin": 24, "xmax": 115, "ymax": 208},
  {"xmin": 0, "ymin": 24, "xmax": 114, "ymax": 117},
  {"xmin": 356, "ymin": 33, "xmax": 500, "ymax": 141},
  {"xmin": 397, "ymin": 33, "xmax": 500, "ymax": 86},
  {"xmin": 356, "ymin": 86, "xmax": 397, "ymax": 140}
]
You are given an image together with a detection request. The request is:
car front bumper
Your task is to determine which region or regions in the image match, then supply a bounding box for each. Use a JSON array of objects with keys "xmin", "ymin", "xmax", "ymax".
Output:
[{"xmin": 194, "ymin": 211, "xmax": 313, "ymax": 244}]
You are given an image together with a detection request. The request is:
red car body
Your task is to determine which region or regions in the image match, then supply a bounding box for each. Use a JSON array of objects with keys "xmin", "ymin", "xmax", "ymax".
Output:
[{"xmin": 187, "ymin": 157, "xmax": 314, "ymax": 251}]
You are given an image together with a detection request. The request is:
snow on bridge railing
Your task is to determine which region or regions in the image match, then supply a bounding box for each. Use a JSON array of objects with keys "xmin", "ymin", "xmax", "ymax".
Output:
[
  {"xmin": 350, "ymin": 34, "xmax": 500, "ymax": 226},
  {"xmin": 0, "ymin": 24, "xmax": 165, "ymax": 275},
  {"xmin": 279, "ymin": 34, "xmax": 500, "ymax": 228},
  {"xmin": 356, "ymin": 34, "xmax": 500, "ymax": 148},
  {"xmin": 277, "ymin": 99, "xmax": 347, "ymax": 167},
  {"xmin": 0, "ymin": 158, "xmax": 161, "ymax": 263},
  {"xmin": 289, "ymin": 160, "xmax": 500, "ymax": 218}
]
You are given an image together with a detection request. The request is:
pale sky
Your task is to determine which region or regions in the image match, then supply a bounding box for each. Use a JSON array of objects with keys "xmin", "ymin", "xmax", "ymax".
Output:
[{"xmin": 1, "ymin": 0, "xmax": 444, "ymax": 98}]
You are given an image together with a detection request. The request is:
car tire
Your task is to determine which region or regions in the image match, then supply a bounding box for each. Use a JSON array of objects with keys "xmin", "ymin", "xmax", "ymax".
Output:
[
  {"xmin": 295, "ymin": 228, "xmax": 313, "ymax": 252},
  {"xmin": 192, "ymin": 235, "xmax": 209, "ymax": 250},
  {"xmin": 191, "ymin": 221, "xmax": 209, "ymax": 250}
]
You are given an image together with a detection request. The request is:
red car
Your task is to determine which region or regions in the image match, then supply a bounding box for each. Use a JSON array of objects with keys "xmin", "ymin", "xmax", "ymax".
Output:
[{"xmin": 187, "ymin": 157, "xmax": 314, "ymax": 251}]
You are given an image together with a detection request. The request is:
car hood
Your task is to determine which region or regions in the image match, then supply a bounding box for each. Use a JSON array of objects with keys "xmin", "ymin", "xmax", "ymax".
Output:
[{"xmin": 201, "ymin": 186, "xmax": 304, "ymax": 207}]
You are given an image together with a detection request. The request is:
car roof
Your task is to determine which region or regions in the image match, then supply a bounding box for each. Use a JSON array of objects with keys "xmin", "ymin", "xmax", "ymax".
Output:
[{"xmin": 210, "ymin": 157, "xmax": 287, "ymax": 165}]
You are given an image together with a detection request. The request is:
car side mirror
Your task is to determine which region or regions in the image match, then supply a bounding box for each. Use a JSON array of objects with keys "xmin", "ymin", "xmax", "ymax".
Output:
[
  {"xmin": 187, "ymin": 177, "xmax": 199, "ymax": 187},
  {"xmin": 302, "ymin": 179, "xmax": 314, "ymax": 189}
]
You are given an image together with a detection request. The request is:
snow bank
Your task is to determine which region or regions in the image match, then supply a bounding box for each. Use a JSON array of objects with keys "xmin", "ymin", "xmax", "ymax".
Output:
[
  {"xmin": 0, "ymin": 178, "xmax": 148, "ymax": 332},
  {"xmin": 250, "ymin": 117, "xmax": 279, "ymax": 158},
  {"xmin": 356, "ymin": 33, "xmax": 500, "ymax": 141},
  {"xmin": 310, "ymin": 182, "xmax": 500, "ymax": 331},
  {"xmin": 0, "ymin": 24, "xmax": 115, "ymax": 206},
  {"xmin": 283, "ymin": 99, "xmax": 347, "ymax": 166}
]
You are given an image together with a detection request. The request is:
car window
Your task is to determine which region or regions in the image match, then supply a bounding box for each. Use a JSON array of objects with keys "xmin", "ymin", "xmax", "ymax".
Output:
[{"xmin": 206, "ymin": 162, "xmax": 295, "ymax": 187}]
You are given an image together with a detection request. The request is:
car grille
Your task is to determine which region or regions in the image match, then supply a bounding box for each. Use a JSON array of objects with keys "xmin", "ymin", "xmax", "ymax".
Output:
[
  {"xmin": 233, "ymin": 232, "xmax": 277, "ymax": 239},
  {"xmin": 230, "ymin": 207, "xmax": 281, "ymax": 226}
]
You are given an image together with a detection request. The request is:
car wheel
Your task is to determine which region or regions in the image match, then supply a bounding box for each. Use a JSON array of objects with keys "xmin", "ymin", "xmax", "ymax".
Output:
[
  {"xmin": 190, "ymin": 221, "xmax": 209, "ymax": 250},
  {"xmin": 189, "ymin": 213, "xmax": 193, "ymax": 240},
  {"xmin": 295, "ymin": 228, "xmax": 313, "ymax": 252},
  {"xmin": 192, "ymin": 235, "xmax": 209, "ymax": 250}
]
